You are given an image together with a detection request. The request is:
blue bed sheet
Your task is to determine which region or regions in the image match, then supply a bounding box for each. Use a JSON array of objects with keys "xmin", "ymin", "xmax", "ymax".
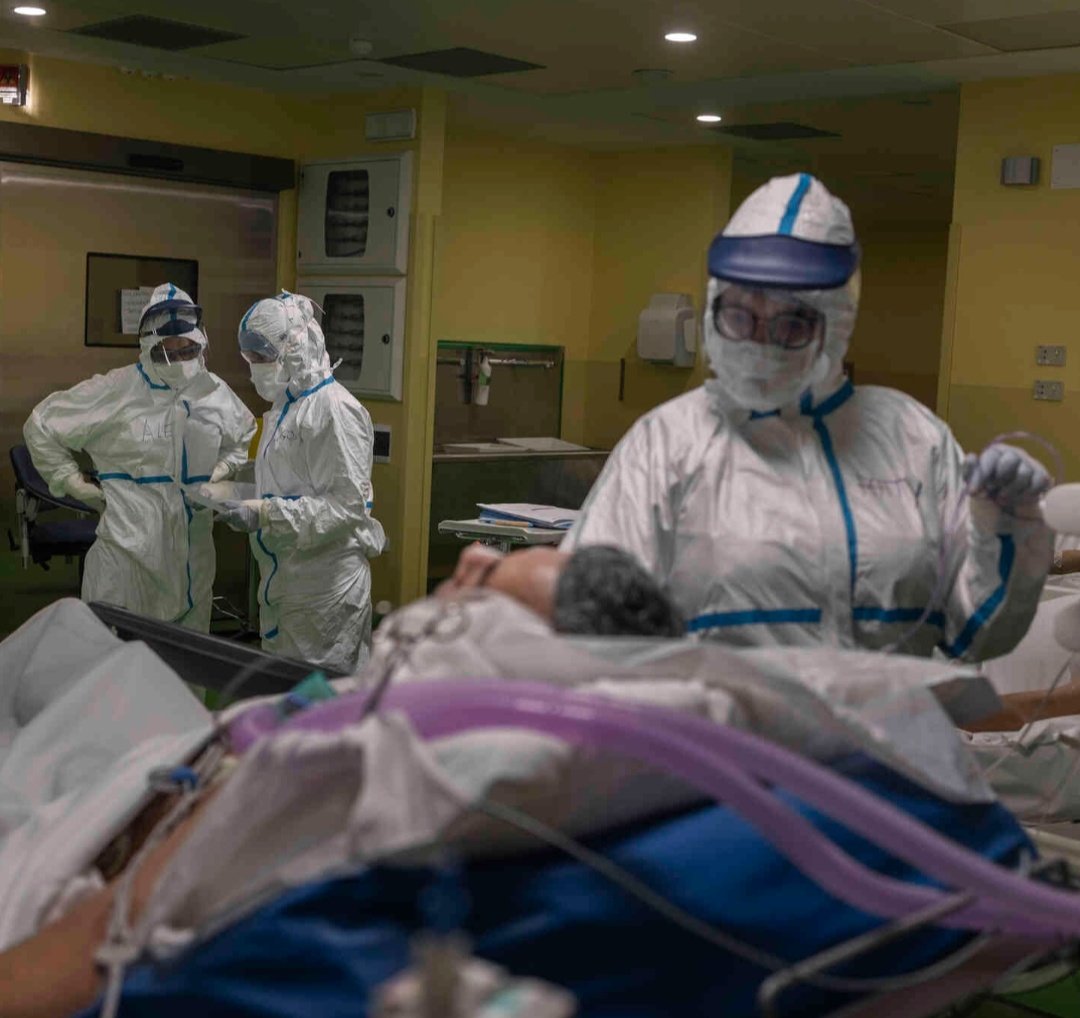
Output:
[{"xmin": 79, "ymin": 754, "xmax": 1031, "ymax": 1017}]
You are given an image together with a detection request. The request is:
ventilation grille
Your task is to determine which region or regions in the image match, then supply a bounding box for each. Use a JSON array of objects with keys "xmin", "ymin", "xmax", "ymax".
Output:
[
  {"xmin": 712, "ymin": 122, "xmax": 840, "ymax": 141},
  {"xmin": 70, "ymin": 15, "xmax": 243, "ymax": 51},
  {"xmin": 379, "ymin": 47, "xmax": 544, "ymax": 77}
]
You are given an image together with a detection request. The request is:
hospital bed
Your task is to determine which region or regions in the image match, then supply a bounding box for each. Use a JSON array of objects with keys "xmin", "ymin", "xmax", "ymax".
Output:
[
  {"xmin": 87, "ymin": 601, "xmax": 346, "ymax": 696},
  {"xmin": 24, "ymin": 598, "xmax": 1076, "ymax": 1017},
  {"xmin": 67, "ymin": 668, "xmax": 1080, "ymax": 1018}
]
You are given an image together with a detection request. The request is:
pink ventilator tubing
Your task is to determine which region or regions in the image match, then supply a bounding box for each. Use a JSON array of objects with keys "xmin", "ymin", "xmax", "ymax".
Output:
[{"xmin": 228, "ymin": 679, "xmax": 1080, "ymax": 941}]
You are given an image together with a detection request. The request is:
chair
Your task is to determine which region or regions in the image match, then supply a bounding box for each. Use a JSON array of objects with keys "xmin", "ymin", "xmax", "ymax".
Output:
[{"xmin": 8, "ymin": 444, "xmax": 98, "ymax": 578}]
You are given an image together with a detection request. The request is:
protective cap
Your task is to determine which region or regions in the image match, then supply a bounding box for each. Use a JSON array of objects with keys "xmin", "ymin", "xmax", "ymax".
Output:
[
  {"xmin": 708, "ymin": 174, "xmax": 859, "ymax": 291},
  {"xmin": 138, "ymin": 283, "xmax": 205, "ymax": 342},
  {"xmin": 238, "ymin": 291, "xmax": 330, "ymax": 386}
]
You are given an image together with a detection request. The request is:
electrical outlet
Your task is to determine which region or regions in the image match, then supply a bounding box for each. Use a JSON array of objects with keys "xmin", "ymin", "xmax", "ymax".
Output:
[
  {"xmin": 1034, "ymin": 380, "xmax": 1065, "ymax": 401},
  {"xmin": 1036, "ymin": 345, "xmax": 1067, "ymax": 366}
]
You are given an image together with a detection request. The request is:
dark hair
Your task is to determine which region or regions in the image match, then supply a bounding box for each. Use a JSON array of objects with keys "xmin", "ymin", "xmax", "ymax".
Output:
[{"xmin": 551, "ymin": 545, "xmax": 685, "ymax": 638}]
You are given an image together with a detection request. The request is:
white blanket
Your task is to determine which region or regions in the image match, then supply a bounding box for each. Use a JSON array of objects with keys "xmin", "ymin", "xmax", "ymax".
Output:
[{"xmin": 0, "ymin": 599, "xmax": 211, "ymax": 950}]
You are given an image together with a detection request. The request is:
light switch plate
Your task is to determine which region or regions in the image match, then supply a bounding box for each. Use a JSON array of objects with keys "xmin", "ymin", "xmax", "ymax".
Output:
[
  {"xmin": 1036, "ymin": 345, "xmax": 1067, "ymax": 366},
  {"xmin": 1034, "ymin": 380, "xmax": 1065, "ymax": 401}
]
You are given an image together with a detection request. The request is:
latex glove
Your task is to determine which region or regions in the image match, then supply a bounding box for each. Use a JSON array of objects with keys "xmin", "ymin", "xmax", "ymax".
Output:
[
  {"xmin": 63, "ymin": 473, "xmax": 105, "ymax": 512},
  {"xmin": 209, "ymin": 460, "xmax": 232, "ymax": 483},
  {"xmin": 962, "ymin": 444, "xmax": 1051, "ymax": 508},
  {"xmin": 218, "ymin": 499, "xmax": 263, "ymax": 533}
]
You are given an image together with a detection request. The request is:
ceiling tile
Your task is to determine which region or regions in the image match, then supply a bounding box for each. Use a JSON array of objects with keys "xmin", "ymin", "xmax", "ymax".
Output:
[
  {"xmin": 859, "ymin": 0, "xmax": 1080, "ymax": 25},
  {"xmin": 690, "ymin": 0, "xmax": 995, "ymax": 62},
  {"xmin": 192, "ymin": 36, "xmax": 370, "ymax": 72},
  {"xmin": 942, "ymin": 9, "xmax": 1080, "ymax": 51}
]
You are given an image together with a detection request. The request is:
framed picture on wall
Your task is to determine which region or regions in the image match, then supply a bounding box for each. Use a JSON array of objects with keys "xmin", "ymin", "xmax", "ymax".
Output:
[{"xmin": 84, "ymin": 252, "xmax": 199, "ymax": 348}]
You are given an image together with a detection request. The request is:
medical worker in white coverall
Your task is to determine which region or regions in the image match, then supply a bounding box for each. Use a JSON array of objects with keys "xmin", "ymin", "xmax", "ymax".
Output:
[
  {"xmin": 24, "ymin": 284, "xmax": 255, "ymax": 631},
  {"xmin": 561, "ymin": 174, "xmax": 1052, "ymax": 661},
  {"xmin": 217, "ymin": 291, "xmax": 387, "ymax": 672}
]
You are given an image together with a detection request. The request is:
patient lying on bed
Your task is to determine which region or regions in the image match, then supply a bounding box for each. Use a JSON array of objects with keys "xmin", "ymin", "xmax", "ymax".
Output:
[{"xmin": 0, "ymin": 541, "xmax": 1011, "ymax": 1016}]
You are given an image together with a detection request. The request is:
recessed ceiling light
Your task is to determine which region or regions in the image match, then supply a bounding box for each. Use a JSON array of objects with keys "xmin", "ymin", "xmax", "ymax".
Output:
[
  {"xmin": 696, "ymin": 113, "xmax": 722, "ymax": 123},
  {"xmin": 13, "ymin": 6, "xmax": 47, "ymax": 15},
  {"xmin": 665, "ymin": 31, "xmax": 697, "ymax": 43}
]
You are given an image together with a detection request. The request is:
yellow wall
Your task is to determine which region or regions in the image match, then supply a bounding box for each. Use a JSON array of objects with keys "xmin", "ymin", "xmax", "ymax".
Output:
[
  {"xmin": 943, "ymin": 75, "xmax": 1080, "ymax": 478},
  {"xmin": 850, "ymin": 223, "xmax": 949, "ymax": 410},
  {"xmin": 431, "ymin": 124, "xmax": 597, "ymax": 444},
  {"xmin": 430, "ymin": 134, "xmax": 734, "ymax": 455},
  {"xmin": 0, "ymin": 48, "xmax": 435, "ymax": 611},
  {"xmin": 586, "ymin": 147, "xmax": 731, "ymax": 449}
]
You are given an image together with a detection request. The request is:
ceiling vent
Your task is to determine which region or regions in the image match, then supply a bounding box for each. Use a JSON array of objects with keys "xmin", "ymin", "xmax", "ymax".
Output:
[
  {"xmin": 379, "ymin": 47, "xmax": 544, "ymax": 77},
  {"xmin": 70, "ymin": 15, "xmax": 244, "ymax": 51},
  {"xmin": 713, "ymin": 122, "xmax": 840, "ymax": 141}
]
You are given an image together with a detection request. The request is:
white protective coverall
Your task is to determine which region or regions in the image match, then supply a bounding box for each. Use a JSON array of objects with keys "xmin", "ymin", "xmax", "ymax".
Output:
[
  {"xmin": 24, "ymin": 285, "xmax": 255, "ymax": 630},
  {"xmin": 562, "ymin": 175, "xmax": 1051, "ymax": 661},
  {"xmin": 238, "ymin": 292, "xmax": 387, "ymax": 672}
]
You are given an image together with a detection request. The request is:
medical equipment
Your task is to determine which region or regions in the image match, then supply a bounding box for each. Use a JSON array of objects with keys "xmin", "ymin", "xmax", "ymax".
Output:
[{"xmin": 223, "ymin": 679, "xmax": 1074, "ymax": 939}]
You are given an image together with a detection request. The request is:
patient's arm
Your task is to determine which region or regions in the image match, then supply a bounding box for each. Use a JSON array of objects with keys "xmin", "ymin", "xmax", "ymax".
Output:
[
  {"xmin": 1053, "ymin": 549, "xmax": 1080, "ymax": 575},
  {"xmin": 962, "ymin": 680, "xmax": 1080, "ymax": 733},
  {"xmin": 0, "ymin": 792, "xmax": 214, "ymax": 1018}
]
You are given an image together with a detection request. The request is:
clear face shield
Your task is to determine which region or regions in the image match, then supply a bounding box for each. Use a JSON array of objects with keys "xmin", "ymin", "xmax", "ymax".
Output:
[
  {"xmin": 238, "ymin": 328, "xmax": 283, "ymax": 365},
  {"xmin": 138, "ymin": 298, "xmax": 209, "ymax": 390},
  {"xmin": 147, "ymin": 337, "xmax": 204, "ymax": 366}
]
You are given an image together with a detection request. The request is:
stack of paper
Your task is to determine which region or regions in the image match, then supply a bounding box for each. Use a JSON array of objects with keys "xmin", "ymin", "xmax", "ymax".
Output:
[
  {"xmin": 477, "ymin": 503, "xmax": 580, "ymax": 530},
  {"xmin": 443, "ymin": 442, "xmax": 518, "ymax": 454},
  {"xmin": 496, "ymin": 437, "xmax": 590, "ymax": 453}
]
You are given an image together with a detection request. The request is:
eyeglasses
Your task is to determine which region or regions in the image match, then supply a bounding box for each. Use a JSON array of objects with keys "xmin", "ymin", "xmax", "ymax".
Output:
[
  {"xmin": 149, "ymin": 340, "xmax": 203, "ymax": 364},
  {"xmin": 712, "ymin": 295, "xmax": 822, "ymax": 351}
]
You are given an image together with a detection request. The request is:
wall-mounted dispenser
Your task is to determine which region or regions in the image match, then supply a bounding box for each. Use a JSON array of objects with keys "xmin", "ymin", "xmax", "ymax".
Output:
[{"xmin": 637, "ymin": 293, "xmax": 697, "ymax": 367}]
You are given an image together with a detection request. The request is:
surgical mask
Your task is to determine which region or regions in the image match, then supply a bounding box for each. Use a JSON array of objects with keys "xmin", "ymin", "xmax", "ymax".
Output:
[
  {"xmin": 705, "ymin": 328, "xmax": 829, "ymax": 412},
  {"xmin": 155, "ymin": 357, "xmax": 206, "ymax": 390},
  {"xmin": 250, "ymin": 362, "xmax": 289, "ymax": 402}
]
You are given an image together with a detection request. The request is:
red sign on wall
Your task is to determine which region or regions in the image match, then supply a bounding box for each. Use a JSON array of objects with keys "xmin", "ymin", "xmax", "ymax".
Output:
[{"xmin": 0, "ymin": 65, "xmax": 28, "ymax": 106}]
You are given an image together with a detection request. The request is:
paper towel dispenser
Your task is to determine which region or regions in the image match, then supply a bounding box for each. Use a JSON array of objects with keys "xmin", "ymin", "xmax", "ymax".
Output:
[{"xmin": 637, "ymin": 293, "xmax": 697, "ymax": 367}]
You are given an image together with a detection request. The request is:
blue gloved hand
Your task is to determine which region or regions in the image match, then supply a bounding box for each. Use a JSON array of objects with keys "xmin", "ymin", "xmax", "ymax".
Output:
[
  {"xmin": 962, "ymin": 444, "xmax": 1051, "ymax": 508},
  {"xmin": 218, "ymin": 499, "xmax": 263, "ymax": 533}
]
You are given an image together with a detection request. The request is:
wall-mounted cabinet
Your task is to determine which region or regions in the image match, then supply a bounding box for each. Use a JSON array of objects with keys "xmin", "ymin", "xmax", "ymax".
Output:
[
  {"xmin": 298, "ymin": 276, "xmax": 406, "ymax": 402},
  {"xmin": 296, "ymin": 152, "xmax": 412, "ymax": 275}
]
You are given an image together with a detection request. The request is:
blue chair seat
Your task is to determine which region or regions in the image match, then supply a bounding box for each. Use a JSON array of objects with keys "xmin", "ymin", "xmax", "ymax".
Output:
[{"xmin": 28, "ymin": 517, "xmax": 98, "ymax": 565}]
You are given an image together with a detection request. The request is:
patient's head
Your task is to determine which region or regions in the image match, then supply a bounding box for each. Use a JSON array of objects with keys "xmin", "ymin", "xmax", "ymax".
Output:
[{"xmin": 438, "ymin": 543, "xmax": 684, "ymax": 638}]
